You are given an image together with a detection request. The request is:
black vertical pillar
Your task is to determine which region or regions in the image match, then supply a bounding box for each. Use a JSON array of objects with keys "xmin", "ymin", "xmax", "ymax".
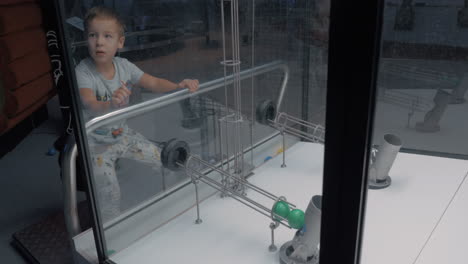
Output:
[{"xmin": 320, "ymin": 0, "xmax": 384, "ymax": 264}]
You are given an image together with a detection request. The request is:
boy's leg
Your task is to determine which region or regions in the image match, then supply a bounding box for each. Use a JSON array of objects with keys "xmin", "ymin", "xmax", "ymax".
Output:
[
  {"xmin": 120, "ymin": 129, "xmax": 162, "ymax": 168},
  {"xmin": 89, "ymin": 144, "xmax": 122, "ymax": 222}
]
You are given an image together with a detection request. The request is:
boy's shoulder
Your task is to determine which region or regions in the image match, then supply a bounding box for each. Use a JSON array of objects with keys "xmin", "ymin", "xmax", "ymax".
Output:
[
  {"xmin": 75, "ymin": 57, "xmax": 95, "ymax": 74},
  {"xmin": 113, "ymin": 56, "xmax": 131, "ymax": 66}
]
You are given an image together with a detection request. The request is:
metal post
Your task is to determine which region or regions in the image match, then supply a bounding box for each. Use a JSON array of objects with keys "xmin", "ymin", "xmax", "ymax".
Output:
[
  {"xmin": 281, "ymin": 131, "xmax": 287, "ymax": 168},
  {"xmin": 161, "ymin": 166, "xmax": 166, "ymax": 191},
  {"xmin": 269, "ymin": 222, "xmax": 279, "ymax": 252},
  {"xmin": 194, "ymin": 181, "xmax": 203, "ymax": 224}
]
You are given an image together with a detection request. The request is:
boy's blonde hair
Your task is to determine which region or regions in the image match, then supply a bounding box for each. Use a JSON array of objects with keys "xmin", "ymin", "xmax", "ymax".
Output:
[{"xmin": 84, "ymin": 6, "xmax": 126, "ymax": 36}]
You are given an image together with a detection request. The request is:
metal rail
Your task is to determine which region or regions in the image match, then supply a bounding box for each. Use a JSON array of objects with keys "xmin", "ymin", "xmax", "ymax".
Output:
[
  {"xmin": 185, "ymin": 155, "xmax": 295, "ymax": 228},
  {"xmin": 378, "ymin": 89, "xmax": 432, "ymax": 112},
  {"xmin": 381, "ymin": 61, "xmax": 459, "ymax": 86},
  {"xmin": 269, "ymin": 112, "xmax": 325, "ymax": 168},
  {"xmin": 272, "ymin": 112, "xmax": 325, "ymax": 144},
  {"xmin": 64, "ymin": 61, "xmax": 290, "ymax": 236}
]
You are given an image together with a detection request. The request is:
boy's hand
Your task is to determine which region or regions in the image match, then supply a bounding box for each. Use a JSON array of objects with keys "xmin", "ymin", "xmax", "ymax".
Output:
[
  {"xmin": 111, "ymin": 81, "xmax": 132, "ymax": 108},
  {"xmin": 178, "ymin": 79, "xmax": 199, "ymax": 93}
]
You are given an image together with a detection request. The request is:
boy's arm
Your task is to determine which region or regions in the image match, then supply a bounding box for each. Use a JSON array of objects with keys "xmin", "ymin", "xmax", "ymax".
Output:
[
  {"xmin": 79, "ymin": 87, "xmax": 131, "ymax": 114},
  {"xmin": 137, "ymin": 73, "xmax": 199, "ymax": 93}
]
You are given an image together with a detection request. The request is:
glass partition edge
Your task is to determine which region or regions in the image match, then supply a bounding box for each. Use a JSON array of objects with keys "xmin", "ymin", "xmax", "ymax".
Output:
[{"xmin": 53, "ymin": 0, "xmax": 109, "ymax": 261}]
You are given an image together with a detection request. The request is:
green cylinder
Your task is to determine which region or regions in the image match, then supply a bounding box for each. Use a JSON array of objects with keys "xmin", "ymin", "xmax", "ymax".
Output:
[
  {"xmin": 272, "ymin": 200, "xmax": 290, "ymax": 221},
  {"xmin": 288, "ymin": 209, "xmax": 305, "ymax": 229}
]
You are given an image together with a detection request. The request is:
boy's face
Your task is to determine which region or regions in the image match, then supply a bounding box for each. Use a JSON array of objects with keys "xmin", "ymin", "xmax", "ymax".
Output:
[{"xmin": 86, "ymin": 17, "xmax": 125, "ymax": 65}]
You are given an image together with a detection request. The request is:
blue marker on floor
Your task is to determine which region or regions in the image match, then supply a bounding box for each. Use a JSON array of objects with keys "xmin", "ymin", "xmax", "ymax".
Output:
[{"xmin": 46, "ymin": 147, "xmax": 57, "ymax": 156}]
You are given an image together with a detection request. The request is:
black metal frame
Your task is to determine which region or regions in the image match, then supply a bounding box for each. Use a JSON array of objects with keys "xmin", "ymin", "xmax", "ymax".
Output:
[{"xmin": 320, "ymin": 0, "xmax": 384, "ymax": 264}]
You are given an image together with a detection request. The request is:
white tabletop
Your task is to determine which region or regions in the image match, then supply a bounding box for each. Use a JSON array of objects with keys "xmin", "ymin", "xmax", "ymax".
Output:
[
  {"xmin": 98, "ymin": 142, "xmax": 468, "ymax": 264},
  {"xmin": 361, "ymin": 152, "xmax": 468, "ymax": 264},
  {"xmin": 414, "ymin": 171, "xmax": 468, "ymax": 264},
  {"xmin": 111, "ymin": 142, "xmax": 324, "ymax": 264}
]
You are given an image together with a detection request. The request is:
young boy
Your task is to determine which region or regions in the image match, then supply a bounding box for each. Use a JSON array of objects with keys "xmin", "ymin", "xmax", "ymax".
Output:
[{"xmin": 75, "ymin": 6, "xmax": 199, "ymax": 221}]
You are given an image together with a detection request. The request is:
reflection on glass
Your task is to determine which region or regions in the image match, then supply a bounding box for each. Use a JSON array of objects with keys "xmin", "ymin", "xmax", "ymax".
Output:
[
  {"xmin": 63, "ymin": 0, "xmax": 330, "ymax": 263},
  {"xmin": 363, "ymin": 2, "xmax": 468, "ymax": 264},
  {"xmin": 372, "ymin": 1, "xmax": 468, "ymax": 156}
]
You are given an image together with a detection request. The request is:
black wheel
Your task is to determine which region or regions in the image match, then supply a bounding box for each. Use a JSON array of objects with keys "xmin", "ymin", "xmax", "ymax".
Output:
[
  {"xmin": 161, "ymin": 139, "xmax": 190, "ymax": 171},
  {"xmin": 256, "ymin": 99, "xmax": 276, "ymax": 125}
]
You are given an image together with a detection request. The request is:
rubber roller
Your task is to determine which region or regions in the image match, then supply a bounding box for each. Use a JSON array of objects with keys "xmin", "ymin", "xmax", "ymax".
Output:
[
  {"xmin": 161, "ymin": 139, "xmax": 190, "ymax": 171},
  {"xmin": 256, "ymin": 99, "xmax": 276, "ymax": 125}
]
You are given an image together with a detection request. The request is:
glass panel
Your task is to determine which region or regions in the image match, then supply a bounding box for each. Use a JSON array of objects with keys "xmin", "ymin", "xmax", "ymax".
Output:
[
  {"xmin": 362, "ymin": 1, "xmax": 468, "ymax": 264},
  {"xmin": 60, "ymin": 0, "xmax": 330, "ymax": 262}
]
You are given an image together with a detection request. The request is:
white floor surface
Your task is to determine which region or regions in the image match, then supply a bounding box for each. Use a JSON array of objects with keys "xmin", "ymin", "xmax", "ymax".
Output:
[{"xmin": 71, "ymin": 142, "xmax": 468, "ymax": 264}]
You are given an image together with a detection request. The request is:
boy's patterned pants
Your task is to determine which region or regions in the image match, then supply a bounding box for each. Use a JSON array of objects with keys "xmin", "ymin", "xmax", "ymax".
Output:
[{"xmin": 89, "ymin": 128, "xmax": 161, "ymax": 222}]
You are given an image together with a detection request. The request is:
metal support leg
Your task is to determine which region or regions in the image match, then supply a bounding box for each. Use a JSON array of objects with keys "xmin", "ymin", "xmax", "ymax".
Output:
[
  {"xmin": 161, "ymin": 166, "xmax": 166, "ymax": 191},
  {"xmin": 281, "ymin": 132, "xmax": 287, "ymax": 168},
  {"xmin": 194, "ymin": 182, "xmax": 203, "ymax": 224},
  {"xmin": 269, "ymin": 222, "xmax": 279, "ymax": 252}
]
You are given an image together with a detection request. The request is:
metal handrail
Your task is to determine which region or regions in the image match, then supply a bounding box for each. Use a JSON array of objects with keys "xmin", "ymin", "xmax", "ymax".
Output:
[
  {"xmin": 62, "ymin": 139, "xmax": 80, "ymax": 237},
  {"xmin": 64, "ymin": 61, "xmax": 290, "ymax": 236},
  {"xmin": 86, "ymin": 60, "xmax": 289, "ymax": 133}
]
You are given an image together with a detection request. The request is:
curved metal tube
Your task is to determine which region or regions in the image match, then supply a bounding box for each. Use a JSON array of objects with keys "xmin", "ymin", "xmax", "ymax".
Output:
[
  {"xmin": 62, "ymin": 141, "xmax": 81, "ymax": 237},
  {"xmin": 64, "ymin": 61, "xmax": 290, "ymax": 237}
]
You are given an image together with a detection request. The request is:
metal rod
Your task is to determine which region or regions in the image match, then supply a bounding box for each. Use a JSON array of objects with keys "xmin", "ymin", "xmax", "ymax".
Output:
[
  {"xmin": 250, "ymin": 0, "xmax": 256, "ymax": 169},
  {"xmin": 211, "ymin": 101, "xmax": 218, "ymax": 159},
  {"xmin": 194, "ymin": 182, "xmax": 202, "ymax": 224},
  {"xmin": 161, "ymin": 166, "xmax": 166, "ymax": 191},
  {"xmin": 281, "ymin": 132, "xmax": 287, "ymax": 168},
  {"xmin": 222, "ymin": 0, "xmax": 241, "ymax": 188},
  {"xmin": 218, "ymin": 113, "xmax": 224, "ymax": 171},
  {"xmin": 225, "ymin": 118, "xmax": 231, "ymax": 174},
  {"xmin": 272, "ymin": 112, "xmax": 325, "ymax": 143},
  {"xmin": 383, "ymin": 64, "xmax": 458, "ymax": 85},
  {"xmin": 241, "ymin": 129, "xmax": 245, "ymax": 181},
  {"xmin": 199, "ymin": 177, "xmax": 290, "ymax": 228},
  {"xmin": 206, "ymin": 130, "xmax": 282, "ymax": 180},
  {"xmin": 232, "ymin": 0, "xmax": 243, "ymax": 180},
  {"xmin": 195, "ymin": 173, "xmax": 292, "ymax": 228},
  {"xmin": 280, "ymin": 125, "xmax": 324, "ymax": 143},
  {"xmin": 380, "ymin": 89, "xmax": 431, "ymax": 112},
  {"xmin": 192, "ymin": 156, "xmax": 267, "ymax": 196},
  {"xmin": 221, "ymin": 0, "xmax": 229, "ymax": 175},
  {"xmin": 269, "ymin": 222, "xmax": 278, "ymax": 252},
  {"xmin": 218, "ymin": 118, "xmax": 227, "ymax": 195},
  {"xmin": 189, "ymin": 156, "xmax": 296, "ymax": 207}
]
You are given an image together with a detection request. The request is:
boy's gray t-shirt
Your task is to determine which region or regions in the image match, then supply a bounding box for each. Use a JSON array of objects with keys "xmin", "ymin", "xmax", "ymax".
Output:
[{"xmin": 75, "ymin": 56, "xmax": 144, "ymax": 143}]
